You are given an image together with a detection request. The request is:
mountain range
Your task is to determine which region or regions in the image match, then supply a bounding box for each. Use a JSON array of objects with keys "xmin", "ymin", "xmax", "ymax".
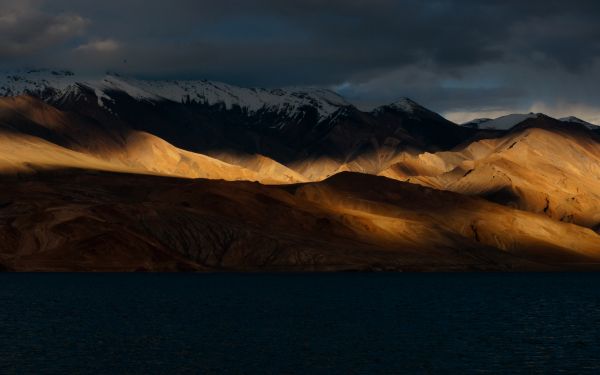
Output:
[{"xmin": 0, "ymin": 69, "xmax": 599, "ymax": 271}]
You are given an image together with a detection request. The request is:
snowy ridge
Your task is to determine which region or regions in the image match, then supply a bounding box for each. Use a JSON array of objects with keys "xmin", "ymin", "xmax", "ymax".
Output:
[
  {"xmin": 386, "ymin": 97, "xmax": 422, "ymax": 113},
  {"xmin": 0, "ymin": 70, "xmax": 80, "ymax": 97},
  {"xmin": 559, "ymin": 116, "xmax": 598, "ymax": 129},
  {"xmin": 372, "ymin": 97, "xmax": 423, "ymax": 115},
  {"xmin": 461, "ymin": 118, "xmax": 492, "ymax": 128},
  {"xmin": 0, "ymin": 70, "xmax": 350, "ymax": 120},
  {"xmin": 463, "ymin": 113, "xmax": 600, "ymax": 131},
  {"xmin": 372, "ymin": 97, "xmax": 448, "ymax": 123},
  {"xmin": 466, "ymin": 113, "xmax": 540, "ymax": 130}
]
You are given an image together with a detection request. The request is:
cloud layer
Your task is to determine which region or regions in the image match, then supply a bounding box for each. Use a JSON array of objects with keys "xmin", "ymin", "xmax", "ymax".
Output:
[
  {"xmin": 1, "ymin": 0, "xmax": 600, "ymax": 121},
  {"xmin": 0, "ymin": 0, "xmax": 87, "ymax": 58}
]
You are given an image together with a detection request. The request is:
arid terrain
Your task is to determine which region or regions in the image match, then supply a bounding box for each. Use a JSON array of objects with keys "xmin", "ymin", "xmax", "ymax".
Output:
[
  {"xmin": 2, "ymin": 170, "xmax": 600, "ymax": 272},
  {"xmin": 0, "ymin": 71, "xmax": 599, "ymax": 271}
]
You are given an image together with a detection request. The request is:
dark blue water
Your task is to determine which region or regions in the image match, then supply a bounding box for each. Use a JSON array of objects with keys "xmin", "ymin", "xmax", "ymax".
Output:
[{"xmin": 1, "ymin": 273, "xmax": 600, "ymax": 374}]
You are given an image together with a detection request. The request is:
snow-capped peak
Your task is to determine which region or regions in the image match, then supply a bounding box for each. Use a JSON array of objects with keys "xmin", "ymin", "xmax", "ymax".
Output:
[
  {"xmin": 461, "ymin": 118, "xmax": 492, "ymax": 127},
  {"xmin": 0, "ymin": 69, "xmax": 351, "ymax": 121},
  {"xmin": 0, "ymin": 69, "xmax": 80, "ymax": 96},
  {"xmin": 466, "ymin": 113, "xmax": 541, "ymax": 130},
  {"xmin": 386, "ymin": 97, "xmax": 422, "ymax": 113},
  {"xmin": 559, "ymin": 116, "xmax": 598, "ymax": 129}
]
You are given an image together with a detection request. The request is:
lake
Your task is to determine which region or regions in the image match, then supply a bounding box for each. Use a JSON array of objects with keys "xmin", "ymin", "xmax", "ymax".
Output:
[{"xmin": 1, "ymin": 273, "xmax": 600, "ymax": 374}]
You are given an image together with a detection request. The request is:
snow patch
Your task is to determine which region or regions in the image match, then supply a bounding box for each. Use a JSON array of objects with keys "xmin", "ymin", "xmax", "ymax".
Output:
[{"xmin": 93, "ymin": 87, "xmax": 112, "ymax": 108}]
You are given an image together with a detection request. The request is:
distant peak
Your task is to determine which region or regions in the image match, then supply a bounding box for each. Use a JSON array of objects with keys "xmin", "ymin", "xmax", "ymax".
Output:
[
  {"xmin": 461, "ymin": 118, "xmax": 492, "ymax": 125},
  {"xmin": 560, "ymin": 116, "xmax": 582, "ymax": 122},
  {"xmin": 387, "ymin": 97, "xmax": 421, "ymax": 113},
  {"xmin": 559, "ymin": 116, "xmax": 591, "ymax": 124},
  {"xmin": 559, "ymin": 116, "xmax": 598, "ymax": 129},
  {"xmin": 460, "ymin": 112, "xmax": 547, "ymax": 131},
  {"xmin": 371, "ymin": 97, "xmax": 427, "ymax": 115},
  {"xmin": 461, "ymin": 118, "xmax": 492, "ymax": 129}
]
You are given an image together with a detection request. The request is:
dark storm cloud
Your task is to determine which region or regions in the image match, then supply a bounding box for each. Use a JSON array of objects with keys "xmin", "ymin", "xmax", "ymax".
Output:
[
  {"xmin": 1, "ymin": 0, "xmax": 600, "ymax": 118},
  {"xmin": 0, "ymin": 0, "xmax": 87, "ymax": 59}
]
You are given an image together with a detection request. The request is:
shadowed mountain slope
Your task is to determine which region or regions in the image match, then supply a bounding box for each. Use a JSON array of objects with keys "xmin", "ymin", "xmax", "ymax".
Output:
[
  {"xmin": 0, "ymin": 71, "xmax": 484, "ymax": 180},
  {"xmin": 0, "ymin": 96, "xmax": 303, "ymax": 183},
  {"xmin": 1, "ymin": 171, "xmax": 599, "ymax": 272}
]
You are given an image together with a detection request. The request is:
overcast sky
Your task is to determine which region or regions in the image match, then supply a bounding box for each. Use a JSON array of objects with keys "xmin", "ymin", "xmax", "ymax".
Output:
[{"xmin": 2, "ymin": 0, "xmax": 600, "ymax": 123}]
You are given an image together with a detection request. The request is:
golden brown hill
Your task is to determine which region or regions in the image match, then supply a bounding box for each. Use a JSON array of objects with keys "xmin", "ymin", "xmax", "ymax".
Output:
[
  {"xmin": 1, "ymin": 170, "xmax": 599, "ymax": 272},
  {"xmin": 381, "ymin": 120, "xmax": 600, "ymax": 230},
  {"xmin": 207, "ymin": 150, "xmax": 307, "ymax": 183},
  {"xmin": 0, "ymin": 95, "xmax": 302, "ymax": 183}
]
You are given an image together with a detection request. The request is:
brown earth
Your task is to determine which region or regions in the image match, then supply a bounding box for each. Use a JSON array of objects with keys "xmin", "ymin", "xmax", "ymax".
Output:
[{"xmin": 1, "ymin": 170, "xmax": 599, "ymax": 272}]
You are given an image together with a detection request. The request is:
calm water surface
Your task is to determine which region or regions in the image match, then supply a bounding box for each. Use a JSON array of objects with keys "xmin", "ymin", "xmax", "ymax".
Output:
[{"xmin": 1, "ymin": 273, "xmax": 600, "ymax": 374}]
